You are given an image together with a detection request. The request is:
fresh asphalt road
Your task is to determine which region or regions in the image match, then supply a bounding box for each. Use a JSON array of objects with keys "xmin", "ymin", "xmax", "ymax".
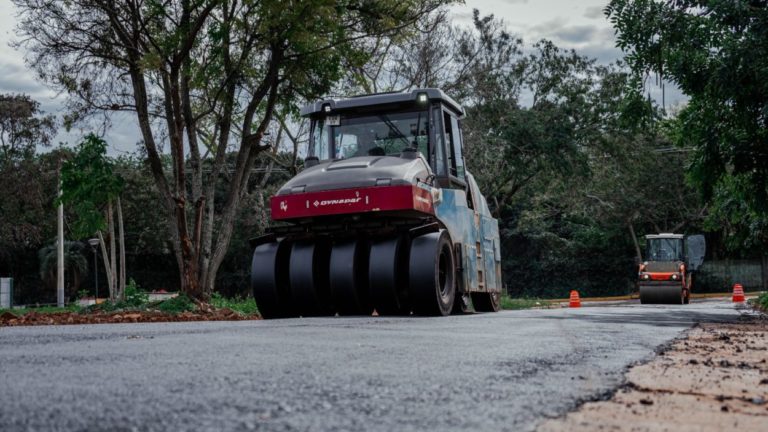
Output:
[{"xmin": 0, "ymin": 300, "xmax": 745, "ymax": 432}]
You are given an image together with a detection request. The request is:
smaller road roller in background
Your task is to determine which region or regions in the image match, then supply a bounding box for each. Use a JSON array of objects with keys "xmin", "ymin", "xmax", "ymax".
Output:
[{"xmin": 638, "ymin": 233, "xmax": 706, "ymax": 304}]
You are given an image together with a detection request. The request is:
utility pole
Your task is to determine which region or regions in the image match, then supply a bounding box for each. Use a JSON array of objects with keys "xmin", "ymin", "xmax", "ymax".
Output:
[{"xmin": 57, "ymin": 161, "xmax": 65, "ymax": 307}]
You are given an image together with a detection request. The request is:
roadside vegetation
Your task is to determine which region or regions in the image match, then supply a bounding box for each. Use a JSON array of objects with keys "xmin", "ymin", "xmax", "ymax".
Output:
[
  {"xmin": 0, "ymin": 279, "xmax": 260, "ymax": 325},
  {"xmin": 749, "ymin": 292, "xmax": 768, "ymax": 313},
  {"xmin": 500, "ymin": 296, "xmax": 543, "ymax": 311}
]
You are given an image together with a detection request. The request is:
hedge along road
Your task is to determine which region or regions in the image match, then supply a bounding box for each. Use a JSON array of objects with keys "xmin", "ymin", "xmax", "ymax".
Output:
[{"xmin": 0, "ymin": 300, "xmax": 744, "ymax": 432}]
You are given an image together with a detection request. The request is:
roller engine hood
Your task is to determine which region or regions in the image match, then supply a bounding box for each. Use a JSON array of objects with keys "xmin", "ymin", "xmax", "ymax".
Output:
[{"xmin": 275, "ymin": 155, "xmax": 432, "ymax": 196}]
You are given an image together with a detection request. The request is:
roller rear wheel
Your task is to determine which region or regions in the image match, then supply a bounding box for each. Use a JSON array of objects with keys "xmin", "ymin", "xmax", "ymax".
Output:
[
  {"xmin": 251, "ymin": 241, "xmax": 295, "ymax": 319},
  {"xmin": 330, "ymin": 240, "xmax": 373, "ymax": 316},
  {"xmin": 409, "ymin": 231, "xmax": 455, "ymax": 316},
  {"xmin": 472, "ymin": 291, "xmax": 501, "ymax": 312},
  {"xmin": 289, "ymin": 241, "xmax": 334, "ymax": 316}
]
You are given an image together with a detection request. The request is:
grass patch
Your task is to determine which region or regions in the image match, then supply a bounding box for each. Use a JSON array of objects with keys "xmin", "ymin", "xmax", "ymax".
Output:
[
  {"xmin": 210, "ymin": 292, "xmax": 259, "ymax": 316},
  {"xmin": 0, "ymin": 305, "xmax": 81, "ymax": 316},
  {"xmin": 500, "ymin": 296, "xmax": 542, "ymax": 310}
]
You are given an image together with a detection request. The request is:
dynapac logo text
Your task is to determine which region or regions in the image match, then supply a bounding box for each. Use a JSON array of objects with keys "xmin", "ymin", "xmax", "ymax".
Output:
[{"xmin": 314, "ymin": 197, "xmax": 363, "ymax": 207}]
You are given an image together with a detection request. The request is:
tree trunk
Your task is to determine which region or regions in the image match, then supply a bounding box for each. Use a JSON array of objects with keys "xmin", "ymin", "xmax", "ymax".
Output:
[
  {"xmin": 628, "ymin": 220, "xmax": 642, "ymax": 264},
  {"xmin": 117, "ymin": 196, "xmax": 126, "ymax": 301},
  {"xmin": 96, "ymin": 230, "xmax": 113, "ymax": 299},
  {"xmin": 108, "ymin": 201, "xmax": 117, "ymax": 301}
]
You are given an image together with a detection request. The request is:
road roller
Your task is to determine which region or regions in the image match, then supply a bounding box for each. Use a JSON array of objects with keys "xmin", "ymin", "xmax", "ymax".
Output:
[
  {"xmin": 250, "ymin": 89, "xmax": 502, "ymax": 318},
  {"xmin": 638, "ymin": 233, "xmax": 706, "ymax": 304}
]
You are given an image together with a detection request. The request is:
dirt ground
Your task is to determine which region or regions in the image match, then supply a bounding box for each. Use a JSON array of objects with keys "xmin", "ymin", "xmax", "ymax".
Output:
[
  {"xmin": 538, "ymin": 319, "xmax": 768, "ymax": 432},
  {"xmin": 0, "ymin": 308, "xmax": 259, "ymax": 326}
]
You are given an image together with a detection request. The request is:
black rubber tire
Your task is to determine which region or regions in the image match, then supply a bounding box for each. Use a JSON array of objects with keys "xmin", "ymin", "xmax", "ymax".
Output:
[
  {"xmin": 330, "ymin": 239, "xmax": 373, "ymax": 316},
  {"xmin": 472, "ymin": 291, "xmax": 501, "ymax": 312},
  {"xmin": 409, "ymin": 231, "xmax": 455, "ymax": 316},
  {"xmin": 251, "ymin": 241, "xmax": 295, "ymax": 319},
  {"xmin": 369, "ymin": 236, "xmax": 410, "ymax": 315},
  {"xmin": 289, "ymin": 240, "xmax": 334, "ymax": 316}
]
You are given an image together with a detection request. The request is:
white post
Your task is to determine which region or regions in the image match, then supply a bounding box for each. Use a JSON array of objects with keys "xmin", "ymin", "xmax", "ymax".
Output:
[{"xmin": 57, "ymin": 168, "xmax": 65, "ymax": 307}]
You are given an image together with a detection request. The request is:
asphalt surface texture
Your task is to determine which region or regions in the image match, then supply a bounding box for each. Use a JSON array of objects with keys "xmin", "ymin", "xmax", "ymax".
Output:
[{"xmin": 0, "ymin": 300, "xmax": 746, "ymax": 432}]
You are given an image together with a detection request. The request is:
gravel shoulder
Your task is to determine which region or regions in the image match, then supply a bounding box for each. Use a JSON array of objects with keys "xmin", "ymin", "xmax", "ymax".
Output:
[{"xmin": 538, "ymin": 317, "xmax": 768, "ymax": 432}]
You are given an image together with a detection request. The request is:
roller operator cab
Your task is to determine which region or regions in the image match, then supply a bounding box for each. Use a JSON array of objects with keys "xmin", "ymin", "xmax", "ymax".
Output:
[
  {"xmin": 250, "ymin": 89, "xmax": 503, "ymax": 318},
  {"xmin": 638, "ymin": 234, "xmax": 706, "ymax": 304}
]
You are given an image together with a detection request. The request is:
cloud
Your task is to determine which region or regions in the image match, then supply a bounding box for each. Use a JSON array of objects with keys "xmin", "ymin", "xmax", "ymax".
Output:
[
  {"xmin": 551, "ymin": 25, "xmax": 607, "ymax": 45},
  {"xmin": 528, "ymin": 17, "xmax": 570, "ymax": 37},
  {"xmin": 584, "ymin": 6, "xmax": 605, "ymax": 20},
  {"xmin": 577, "ymin": 45, "xmax": 623, "ymax": 66},
  {"xmin": 0, "ymin": 63, "xmax": 49, "ymax": 97}
]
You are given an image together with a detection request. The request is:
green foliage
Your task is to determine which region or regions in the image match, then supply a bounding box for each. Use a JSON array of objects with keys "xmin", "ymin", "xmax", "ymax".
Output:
[
  {"xmin": 58, "ymin": 134, "xmax": 123, "ymax": 238},
  {"xmin": 499, "ymin": 296, "xmax": 541, "ymax": 310},
  {"xmin": 156, "ymin": 294, "xmax": 196, "ymax": 314},
  {"xmin": 749, "ymin": 291, "xmax": 768, "ymax": 312},
  {"xmin": 0, "ymin": 97, "xmax": 60, "ymax": 261},
  {"xmin": 606, "ymin": 0, "xmax": 768, "ymax": 252},
  {"xmin": 210, "ymin": 292, "xmax": 259, "ymax": 316},
  {"xmin": 703, "ymin": 175, "xmax": 768, "ymax": 253},
  {"xmin": 0, "ymin": 93, "xmax": 56, "ymax": 163},
  {"xmin": 123, "ymin": 279, "xmax": 149, "ymax": 308}
]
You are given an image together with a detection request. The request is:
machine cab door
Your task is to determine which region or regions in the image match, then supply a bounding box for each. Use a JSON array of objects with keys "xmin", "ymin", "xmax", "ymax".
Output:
[
  {"xmin": 686, "ymin": 235, "xmax": 706, "ymax": 271},
  {"xmin": 431, "ymin": 105, "xmax": 467, "ymax": 189}
]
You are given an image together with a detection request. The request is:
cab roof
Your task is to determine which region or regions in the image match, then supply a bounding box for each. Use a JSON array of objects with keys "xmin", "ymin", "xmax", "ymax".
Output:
[
  {"xmin": 645, "ymin": 233, "xmax": 685, "ymax": 239},
  {"xmin": 300, "ymin": 88, "xmax": 465, "ymax": 118}
]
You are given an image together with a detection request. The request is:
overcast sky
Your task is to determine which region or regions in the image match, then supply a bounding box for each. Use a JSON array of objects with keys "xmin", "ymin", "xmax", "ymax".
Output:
[{"xmin": 0, "ymin": 0, "xmax": 681, "ymax": 153}]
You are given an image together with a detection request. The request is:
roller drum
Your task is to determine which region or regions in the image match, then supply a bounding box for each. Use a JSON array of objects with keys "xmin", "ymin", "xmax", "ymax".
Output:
[{"xmin": 639, "ymin": 284, "xmax": 684, "ymax": 305}]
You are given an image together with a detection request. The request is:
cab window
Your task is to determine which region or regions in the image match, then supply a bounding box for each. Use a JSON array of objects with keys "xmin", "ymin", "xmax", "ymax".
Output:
[
  {"xmin": 432, "ymin": 106, "xmax": 447, "ymax": 176},
  {"xmin": 311, "ymin": 120, "xmax": 331, "ymax": 159},
  {"xmin": 443, "ymin": 112, "xmax": 466, "ymax": 180}
]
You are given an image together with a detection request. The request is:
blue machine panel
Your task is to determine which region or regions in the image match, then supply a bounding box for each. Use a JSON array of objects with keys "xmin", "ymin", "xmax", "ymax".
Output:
[{"xmin": 433, "ymin": 175, "xmax": 501, "ymax": 293}]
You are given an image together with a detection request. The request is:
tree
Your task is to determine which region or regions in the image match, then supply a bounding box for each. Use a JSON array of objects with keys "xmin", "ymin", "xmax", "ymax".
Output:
[
  {"xmin": 0, "ymin": 95, "xmax": 58, "ymax": 259},
  {"xmin": 59, "ymin": 135, "xmax": 126, "ymax": 301},
  {"xmin": 38, "ymin": 240, "xmax": 88, "ymax": 300},
  {"xmin": 0, "ymin": 94, "xmax": 56, "ymax": 164},
  {"xmin": 14, "ymin": 0, "xmax": 452, "ymax": 300},
  {"xmin": 606, "ymin": 0, "xmax": 768, "ymax": 250}
]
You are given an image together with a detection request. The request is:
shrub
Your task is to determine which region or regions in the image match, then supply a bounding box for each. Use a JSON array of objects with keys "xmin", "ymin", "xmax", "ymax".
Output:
[
  {"xmin": 750, "ymin": 292, "xmax": 768, "ymax": 313},
  {"xmin": 210, "ymin": 292, "xmax": 259, "ymax": 316},
  {"xmin": 156, "ymin": 294, "xmax": 196, "ymax": 314},
  {"xmin": 123, "ymin": 278, "xmax": 149, "ymax": 307}
]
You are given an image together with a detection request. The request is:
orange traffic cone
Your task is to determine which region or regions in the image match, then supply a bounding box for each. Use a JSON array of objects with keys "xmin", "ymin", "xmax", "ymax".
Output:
[
  {"xmin": 569, "ymin": 290, "xmax": 581, "ymax": 308},
  {"xmin": 732, "ymin": 284, "xmax": 745, "ymax": 303}
]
